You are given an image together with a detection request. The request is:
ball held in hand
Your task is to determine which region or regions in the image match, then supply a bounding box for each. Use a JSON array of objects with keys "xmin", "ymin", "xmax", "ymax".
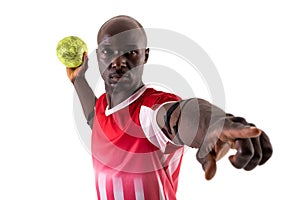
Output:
[{"xmin": 56, "ymin": 36, "xmax": 88, "ymax": 68}]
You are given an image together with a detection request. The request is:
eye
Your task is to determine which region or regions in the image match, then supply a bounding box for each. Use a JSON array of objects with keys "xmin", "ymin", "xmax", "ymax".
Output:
[
  {"xmin": 126, "ymin": 50, "xmax": 138, "ymax": 56},
  {"xmin": 101, "ymin": 48, "xmax": 114, "ymax": 56}
]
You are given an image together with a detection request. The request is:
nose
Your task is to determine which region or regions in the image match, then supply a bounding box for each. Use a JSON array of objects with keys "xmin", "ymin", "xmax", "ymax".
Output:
[{"xmin": 111, "ymin": 54, "xmax": 126, "ymax": 69}]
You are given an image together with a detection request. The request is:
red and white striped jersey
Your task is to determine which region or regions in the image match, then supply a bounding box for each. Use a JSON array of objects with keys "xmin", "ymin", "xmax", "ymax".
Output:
[{"xmin": 92, "ymin": 86, "xmax": 184, "ymax": 200}]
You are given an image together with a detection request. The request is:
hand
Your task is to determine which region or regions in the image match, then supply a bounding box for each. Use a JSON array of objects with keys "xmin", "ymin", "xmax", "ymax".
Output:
[
  {"xmin": 66, "ymin": 53, "xmax": 88, "ymax": 84},
  {"xmin": 196, "ymin": 114, "xmax": 273, "ymax": 180}
]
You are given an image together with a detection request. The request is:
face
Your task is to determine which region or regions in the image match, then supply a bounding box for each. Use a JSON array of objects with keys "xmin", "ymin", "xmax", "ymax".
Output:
[{"xmin": 96, "ymin": 19, "xmax": 149, "ymax": 94}]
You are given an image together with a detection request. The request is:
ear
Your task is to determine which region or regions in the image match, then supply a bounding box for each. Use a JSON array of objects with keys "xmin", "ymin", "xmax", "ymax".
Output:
[{"xmin": 144, "ymin": 48, "xmax": 150, "ymax": 64}]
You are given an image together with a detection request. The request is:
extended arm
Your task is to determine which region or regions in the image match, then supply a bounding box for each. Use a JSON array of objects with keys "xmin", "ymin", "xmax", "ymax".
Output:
[
  {"xmin": 156, "ymin": 98, "xmax": 272, "ymax": 180},
  {"xmin": 66, "ymin": 54, "xmax": 97, "ymax": 128}
]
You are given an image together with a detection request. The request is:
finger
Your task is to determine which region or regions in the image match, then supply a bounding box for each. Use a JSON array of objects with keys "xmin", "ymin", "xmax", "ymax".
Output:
[
  {"xmin": 222, "ymin": 119, "xmax": 261, "ymax": 140},
  {"xmin": 230, "ymin": 116, "xmax": 248, "ymax": 124},
  {"xmin": 214, "ymin": 140, "xmax": 231, "ymax": 161},
  {"xmin": 196, "ymin": 149, "xmax": 216, "ymax": 180},
  {"xmin": 225, "ymin": 115, "xmax": 257, "ymax": 135},
  {"xmin": 244, "ymin": 136, "xmax": 262, "ymax": 170},
  {"xmin": 259, "ymin": 131, "xmax": 273, "ymax": 165},
  {"xmin": 66, "ymin": 67, "xmax": 76, "ymax": 83},
  {"xmin": 226, "ymin": 113, "xmax": 234, "ymax": 117},
  {"xmin": 66, "ymin": 67, "xmax": 73, "ymax": 77},
  {"xmin": 223, "ymin": 116, "xmax": 262, "ymax": 169},
  {"xmin": 229, "ymin": 138, "xmax": 254, "ymax": 169},
  {"xmin": 81, "ymin": 52, "xmax": 89, "ymax": 70},
  {"xmin": 225, "ymin": 114, "xmax": 257, "ymax": 127},
  {"xmin": 71, "ymin": 53, "xmax": 89, "ymax": 83}
]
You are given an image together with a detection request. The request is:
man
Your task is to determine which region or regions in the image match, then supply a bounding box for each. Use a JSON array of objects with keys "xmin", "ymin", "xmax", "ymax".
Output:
[{"xmin": 66, "ymin": 15, "xmax": 272, "ymax": 200}]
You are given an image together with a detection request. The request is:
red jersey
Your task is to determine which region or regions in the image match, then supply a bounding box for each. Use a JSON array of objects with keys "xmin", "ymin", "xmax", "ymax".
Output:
[{"xmin": 92, "ymin": 86, "xmax": 184, "ymax": 200}]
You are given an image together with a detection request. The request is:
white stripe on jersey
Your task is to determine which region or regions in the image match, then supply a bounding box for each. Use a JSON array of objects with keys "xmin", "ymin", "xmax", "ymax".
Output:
[
  {"xmin": 140, "ymin": 105, "xmax": 172, "ymax": 152},
  {"xmin": 134, "ymin": 178, "xmax": 145, "ymax": 200},
  {"xmin": 113, "ymin": 177, "xmax": 124, "ymax": 200},
  {"xmin": 166, "ymin": 148, "xmax": 184, "ymax": 177},
  {"xmin": 98, "ymin": 173, "xmax": 107, "ymax": 200},
  {"xmin": 157, "ymin": 176, "xmax": 166, "ymax": 200}
]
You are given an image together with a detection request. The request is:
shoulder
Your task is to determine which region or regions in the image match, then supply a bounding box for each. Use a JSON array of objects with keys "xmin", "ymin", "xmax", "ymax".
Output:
[
  {"xmin": 141, "ymin": 87, "xmax": 181, "ymax": 109},
  {"xmin": 95, "ymin": 93, "xmax": 107, "ymax": 111}
]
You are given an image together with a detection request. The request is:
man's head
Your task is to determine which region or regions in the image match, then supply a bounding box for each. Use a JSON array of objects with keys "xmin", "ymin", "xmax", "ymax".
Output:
[{"xmin": 96, "ymin": 15, "xmax": 149, "ymax": 94}]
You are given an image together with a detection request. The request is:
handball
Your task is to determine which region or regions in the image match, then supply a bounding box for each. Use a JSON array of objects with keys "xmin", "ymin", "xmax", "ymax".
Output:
[{"xmin": 56, "ymin": 36, "xmax": 88, "ymax": 68}]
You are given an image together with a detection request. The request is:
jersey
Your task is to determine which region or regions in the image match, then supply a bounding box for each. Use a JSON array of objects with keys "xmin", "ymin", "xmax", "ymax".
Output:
[{"xmin": 91, "ymin": 86, "xmax": 184, "ymax": 200}]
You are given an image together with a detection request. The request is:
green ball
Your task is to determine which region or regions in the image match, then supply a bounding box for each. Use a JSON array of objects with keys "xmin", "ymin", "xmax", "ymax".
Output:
[{"xmin": 56, "ymin": 36, "xmax": 88, "ymax": 68}]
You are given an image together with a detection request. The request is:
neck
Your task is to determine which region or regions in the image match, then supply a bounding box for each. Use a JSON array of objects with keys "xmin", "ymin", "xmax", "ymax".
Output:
[{"xmin": 105, "ymin": 82, "xmax": 144, "ymax": 108}]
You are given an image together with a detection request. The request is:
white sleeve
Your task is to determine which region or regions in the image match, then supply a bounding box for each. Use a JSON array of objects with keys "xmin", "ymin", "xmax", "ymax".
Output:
[{"xmin": 139, "ymin": 103, "xmax": 183, "ymax": 153}]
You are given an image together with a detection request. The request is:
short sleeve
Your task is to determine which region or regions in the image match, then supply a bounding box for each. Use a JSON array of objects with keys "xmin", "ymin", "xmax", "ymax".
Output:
[{"xmin": 139, "ymin": 90, "xmax": 183, "ymax": 153}]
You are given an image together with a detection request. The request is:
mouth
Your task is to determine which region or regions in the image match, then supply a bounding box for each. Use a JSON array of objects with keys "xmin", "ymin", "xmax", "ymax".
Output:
[{"xmin": 109, "ymin": 73, "xmax": 130, "ymax": 83}]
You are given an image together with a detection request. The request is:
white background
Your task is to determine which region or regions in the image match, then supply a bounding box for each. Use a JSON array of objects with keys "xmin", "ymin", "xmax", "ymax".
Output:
[{"xmin": 1, "ymin": 0, "xmax": 299, "ymax": 199}]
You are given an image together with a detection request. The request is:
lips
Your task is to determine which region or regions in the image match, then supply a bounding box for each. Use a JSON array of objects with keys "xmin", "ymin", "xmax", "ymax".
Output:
[{"xmin": 109, "ymin": 73, "xmax": 130, "ymax": 83}]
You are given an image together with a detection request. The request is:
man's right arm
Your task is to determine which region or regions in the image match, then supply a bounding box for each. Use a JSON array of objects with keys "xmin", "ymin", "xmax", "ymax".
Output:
[
  {"xmin": 66, "ymin": 54, "xmax": 97, "ymax": 128},
  {"xmin": 156, "ymin": 98, "xmax": 272, "ymax": 180}
]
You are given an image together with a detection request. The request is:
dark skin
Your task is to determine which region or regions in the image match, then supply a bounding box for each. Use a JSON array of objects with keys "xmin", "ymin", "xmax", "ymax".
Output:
[
  {"xmin": 156, "ymin": 98, "xmax": 272, "ymax": 179},
  {"xmin": 66, "ymin": 15, "xmax": 272, "ymax": 180},
  {"xmin": 96, "ymin": 17, "xmax": 149, "ymax": 108}
]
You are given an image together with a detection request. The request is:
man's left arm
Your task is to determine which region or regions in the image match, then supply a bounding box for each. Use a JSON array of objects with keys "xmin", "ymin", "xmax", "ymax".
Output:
[{"xmin": 156, "ymin": 98, "xmax": 273, "ymax": 180}]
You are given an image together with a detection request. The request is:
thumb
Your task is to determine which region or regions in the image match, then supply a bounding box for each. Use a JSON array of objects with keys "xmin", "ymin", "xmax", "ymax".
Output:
[
  {"xmin": 80, "ymin": 52, "xmax": 89, "ymax": 71},
  {"xmin": 74, "ymin": 52, "xmax": 89, "ymax": 80},
  {"xmin": 196, "ymin": 149, "xmax": 217, "ymax": 180}
]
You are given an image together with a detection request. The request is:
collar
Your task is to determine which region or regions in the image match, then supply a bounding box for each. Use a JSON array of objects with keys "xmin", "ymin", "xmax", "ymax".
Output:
[{"xmin": 105, "ymin": 85, "xmax": 147, "ymax": 116}]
